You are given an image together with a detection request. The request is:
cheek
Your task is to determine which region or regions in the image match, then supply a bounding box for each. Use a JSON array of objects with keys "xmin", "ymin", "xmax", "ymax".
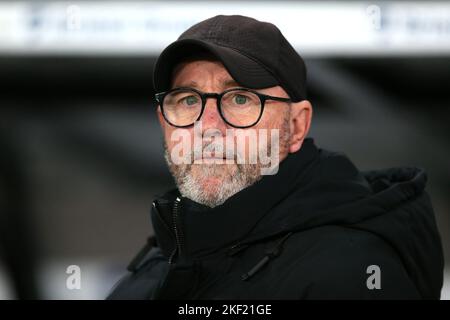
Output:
[
  {"xmin": 163, "ymin": 127, "xmax": 195, "ymax": 152},
  {"xmin": 163, "ymin": 127, "xmax": 178, "ymax": 151},
  {"xmin": 162, "ymin": 127, "xmax": 172, "ymax": 147},
  {"xmin": 256, "ymin": 105, "xmax": 286, "ymax": 129}
]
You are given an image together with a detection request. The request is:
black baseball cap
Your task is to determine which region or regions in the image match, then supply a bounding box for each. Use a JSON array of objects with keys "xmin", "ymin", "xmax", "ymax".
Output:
[{"xmin": 153, "ymin": 15, "xmax": 307, "ymax": 102}]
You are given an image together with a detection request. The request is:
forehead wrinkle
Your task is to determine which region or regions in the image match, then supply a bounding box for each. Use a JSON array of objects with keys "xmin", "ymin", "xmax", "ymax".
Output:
[{"xmin": 173, "ymin": 78, "xmax": 241, "ymax": 91}]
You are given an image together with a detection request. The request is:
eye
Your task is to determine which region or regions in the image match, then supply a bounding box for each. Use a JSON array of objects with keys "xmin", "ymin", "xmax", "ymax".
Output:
[
  {"xmin": 182, "ymin": 95, "xmax": 199, "ymax": 106},
  {"xmin": 233, "ymin": 94, "xmax": 248, "ymax": 105}
]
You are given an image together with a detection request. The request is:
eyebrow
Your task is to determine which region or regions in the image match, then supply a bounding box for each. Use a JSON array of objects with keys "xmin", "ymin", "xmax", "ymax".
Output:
[{"xmin": 173, "ymin": 79, "xmax": 241, "ymax": 90}]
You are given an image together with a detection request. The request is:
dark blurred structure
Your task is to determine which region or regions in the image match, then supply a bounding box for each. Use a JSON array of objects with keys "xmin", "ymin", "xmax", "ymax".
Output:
[
  {"xmin": 0, "ymin": 128, "xmax": 39, "ymax": 299},
  {"xmin": 0, "ymin": 1, "xmax": 449, "ymax": 299}
]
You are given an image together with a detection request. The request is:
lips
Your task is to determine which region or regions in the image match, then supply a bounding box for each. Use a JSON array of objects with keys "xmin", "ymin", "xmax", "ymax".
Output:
[
  {"xmin": 193, "ymin": 151, "xmax": 235, "ymax": 161},
  {"xmin": 193, "ymin": 154, "xmax": 236, "ymax": 164},
  {"xmin": 202, "ymin": 155, "xmax": 227, "ymax": 160}
]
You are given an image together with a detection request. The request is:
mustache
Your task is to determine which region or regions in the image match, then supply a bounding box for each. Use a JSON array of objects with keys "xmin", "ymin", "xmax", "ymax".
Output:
[{"xmin": 192, "ymin": 141, "xmax": 242, "ymax": 161}]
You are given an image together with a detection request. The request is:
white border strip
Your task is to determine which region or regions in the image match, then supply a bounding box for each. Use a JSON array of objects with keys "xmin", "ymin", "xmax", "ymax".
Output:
[{"xmin": 0, "ymin": 1, "xmax": 450, "ymax": 56}]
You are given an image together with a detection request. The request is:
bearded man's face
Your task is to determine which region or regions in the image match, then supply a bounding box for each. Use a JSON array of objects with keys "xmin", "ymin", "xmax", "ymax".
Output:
[{"xmin": 158, "ymin": 58, "xmax": 293, "ymax": 207}]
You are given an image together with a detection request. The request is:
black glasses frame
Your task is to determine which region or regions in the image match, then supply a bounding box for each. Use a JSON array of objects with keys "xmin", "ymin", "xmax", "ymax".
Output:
[{"xmin": 155, "ymin": 87, "xmax": 291, "ymax": 128}]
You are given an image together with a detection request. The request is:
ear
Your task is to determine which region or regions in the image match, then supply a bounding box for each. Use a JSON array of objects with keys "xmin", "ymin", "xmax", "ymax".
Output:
[{"xmin": 288, "ymin": 100, "xmax": 313, "ymax": 153}]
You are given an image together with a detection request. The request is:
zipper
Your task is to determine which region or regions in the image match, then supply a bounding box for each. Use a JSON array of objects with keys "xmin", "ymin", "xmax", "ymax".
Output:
[
  {"xmin": 152, "ymin": 200, "xmax": 179, "ymax": 265},
  {"xmin": 169, "ymin": 196, "xmax": 184, "ymax": 264}
]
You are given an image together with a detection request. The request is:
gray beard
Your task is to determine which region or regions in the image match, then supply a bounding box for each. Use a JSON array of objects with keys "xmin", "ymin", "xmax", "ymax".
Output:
[
  {"xmin": 165, "ymin": 152, "xmax": 262, "ymax": 207},
  {"xmin": 163, "ymin": 116, "xmax": 290, "ymax": 208}
]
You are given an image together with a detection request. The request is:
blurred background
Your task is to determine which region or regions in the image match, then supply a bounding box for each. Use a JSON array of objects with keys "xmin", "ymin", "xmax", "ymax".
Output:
[{"xmin": 0, "ymin": 0, "xmax": 449, "ymax": 299}]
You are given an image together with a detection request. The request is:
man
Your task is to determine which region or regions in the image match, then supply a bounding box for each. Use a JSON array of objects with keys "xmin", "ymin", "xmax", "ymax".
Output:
[{"xmin": 108, "ymin": 15, "xmax": 444, "ymax": 299}]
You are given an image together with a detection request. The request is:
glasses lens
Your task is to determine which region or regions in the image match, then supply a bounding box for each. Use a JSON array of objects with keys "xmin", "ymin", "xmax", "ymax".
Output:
[
  {"xmin": 221, "ymin": 90, "xmax": 262, "ymax": 127},
  {"xmin": 162, "ymin": 89, "xmax": 202, "ymax": 126}
]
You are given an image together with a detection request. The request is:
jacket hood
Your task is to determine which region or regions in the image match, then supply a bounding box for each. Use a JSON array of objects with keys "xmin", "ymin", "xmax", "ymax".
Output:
[{"xmin": 151, "ymin": 138, "xmax": 444, "ymax": 299}]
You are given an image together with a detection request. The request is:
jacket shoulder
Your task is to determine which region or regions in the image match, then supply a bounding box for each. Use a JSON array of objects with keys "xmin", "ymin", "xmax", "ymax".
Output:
[
  {"xmin": 106, "ymin": 247, "xmax": 168, "ymax": 300},
  {"xmin": 288, "ymin": 226, "xmax": 420, "ymax": 299}
]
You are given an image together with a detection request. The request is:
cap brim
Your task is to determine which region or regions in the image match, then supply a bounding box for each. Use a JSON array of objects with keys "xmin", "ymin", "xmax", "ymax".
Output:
[{"xmin": 153, "ymin": 38, "xmax": 278, "ymax": 92}]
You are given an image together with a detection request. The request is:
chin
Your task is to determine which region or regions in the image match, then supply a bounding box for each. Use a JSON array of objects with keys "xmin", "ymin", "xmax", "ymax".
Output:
[{"xmin": 198, "ymin": 177, "xmax": 222, "ymax": 191}]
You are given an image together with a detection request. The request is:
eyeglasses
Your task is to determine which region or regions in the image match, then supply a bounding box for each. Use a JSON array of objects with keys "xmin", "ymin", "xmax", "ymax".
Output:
[{"xmin": 155, "ymin": 87, "xmax": 291, "ymax": 128}]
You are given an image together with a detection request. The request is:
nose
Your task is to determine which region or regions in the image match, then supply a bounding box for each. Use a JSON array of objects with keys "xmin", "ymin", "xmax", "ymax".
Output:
[{"xmin": 200, "ymin": 96, "xmax": 228, "ymax": 134}]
